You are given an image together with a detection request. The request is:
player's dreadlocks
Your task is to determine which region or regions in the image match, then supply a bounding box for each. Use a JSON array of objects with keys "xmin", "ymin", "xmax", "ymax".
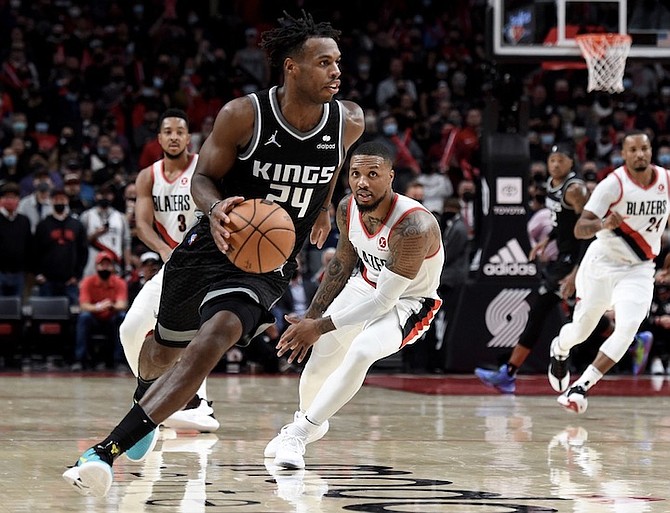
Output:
[{"xmin": 261, "ymin": 10, "xmax": 341, "ymax": 69}]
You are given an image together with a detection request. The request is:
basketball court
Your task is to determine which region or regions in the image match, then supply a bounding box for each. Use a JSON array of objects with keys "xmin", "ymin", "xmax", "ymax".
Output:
[{"xmin": 2, "ymin": 372, "xmax": 669, "ymax": 512}]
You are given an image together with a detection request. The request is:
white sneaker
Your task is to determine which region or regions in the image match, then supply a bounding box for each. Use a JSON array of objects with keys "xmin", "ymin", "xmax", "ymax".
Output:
[
  {"xmin": 264, "ymin": 411, "xmax": 329, "ymax": 458},
  {"xmin": 274, "ymin": 433, "xmax": 306, "ymax": 469},
  {"xmin": 650, "ymin": 357, "xmax": 665, "ymax": 375},
  {"xmin": 557, "ymin": 385, "xmax": 588, "ymax": 414},
  {"xmin": 162, "ymin": 398, "xmax": 220, "ymax": 432}
]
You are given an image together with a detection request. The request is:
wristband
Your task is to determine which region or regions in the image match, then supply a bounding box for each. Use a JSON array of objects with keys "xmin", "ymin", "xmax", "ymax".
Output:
[
  {"xmin": 319, "ymin": 206, "xmax": 329, "ymax": 212},
  {"xmin": 208, "ymin": 199, "xmax": 222, "ymax": 217}
]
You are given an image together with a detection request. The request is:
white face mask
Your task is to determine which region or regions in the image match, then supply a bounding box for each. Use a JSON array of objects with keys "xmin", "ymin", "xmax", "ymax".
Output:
[{"xmin": 383, "ymin": 123, "xmax": 398, "ymax": 136}]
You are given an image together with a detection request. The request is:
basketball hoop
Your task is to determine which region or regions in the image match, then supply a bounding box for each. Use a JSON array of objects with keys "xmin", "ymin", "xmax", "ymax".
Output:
[{"xmin": 576, "ymin": 33, "xmax": 632, "ymax": 94}]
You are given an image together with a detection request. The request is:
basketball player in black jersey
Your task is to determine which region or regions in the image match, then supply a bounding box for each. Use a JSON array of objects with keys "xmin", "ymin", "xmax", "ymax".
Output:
[
  {"xmin": 474, "ymin": 142, "xmax": 590, "ymax": 393},
  {"xmin": 63, "ymin": 12, "xmax": 364, "ymax": 497}
]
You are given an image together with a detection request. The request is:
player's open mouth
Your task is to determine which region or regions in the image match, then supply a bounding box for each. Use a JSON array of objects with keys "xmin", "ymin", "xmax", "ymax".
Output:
[{"xmin": 326, "ymin": 82, "xmax": 340, "ymax": 93}]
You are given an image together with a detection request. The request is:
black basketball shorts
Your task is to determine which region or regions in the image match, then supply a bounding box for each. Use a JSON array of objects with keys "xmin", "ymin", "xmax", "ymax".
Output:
[{"xmin": 156, "ymin": 218, "xmax": 296, "ymax": 347}]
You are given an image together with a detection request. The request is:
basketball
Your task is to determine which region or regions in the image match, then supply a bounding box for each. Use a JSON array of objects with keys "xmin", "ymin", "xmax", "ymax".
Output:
[{"xmin": 225, "ymin": 199, "xmax": 296, "ymax": 273}]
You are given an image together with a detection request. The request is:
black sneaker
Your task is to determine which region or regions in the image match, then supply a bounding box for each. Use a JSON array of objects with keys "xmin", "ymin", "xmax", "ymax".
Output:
[{"xmin": 548, "ymin": 337, "xmax": 570, "ymax": 392}]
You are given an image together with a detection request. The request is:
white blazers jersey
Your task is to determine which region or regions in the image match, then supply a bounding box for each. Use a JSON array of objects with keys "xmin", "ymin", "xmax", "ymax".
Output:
[
  {"xmin": 346, "ymin": 193, "xmax": 444, "ymax": 299},
  {"xmin": 586, "ymin": 164, "xmax": 670, "ymax": 261},
  {"xmin": 151, "ymin": 154, "xmax": 199, "ymax": 248}
]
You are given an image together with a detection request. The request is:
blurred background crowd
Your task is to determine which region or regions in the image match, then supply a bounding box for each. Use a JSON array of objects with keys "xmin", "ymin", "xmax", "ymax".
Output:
[{"xmin": 2, "ymin": 0, "xmax": 670, "ymax": 375}]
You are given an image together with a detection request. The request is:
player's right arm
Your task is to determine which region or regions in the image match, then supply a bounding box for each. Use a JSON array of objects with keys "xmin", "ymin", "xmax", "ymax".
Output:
[
  {"xmin": 574, "ymin": 174, "xmax": 623, "ymax": 239},
  {"xmin": 304, "ymin": 195, "xmax": 359, "ymax": 318},
  {"xmin": 191, "ymin": 97, "xmax": 254, "ymax": 252},
  {"xmin": 135, "ymin": 165, "xmax": 173, "ymax": 263}
]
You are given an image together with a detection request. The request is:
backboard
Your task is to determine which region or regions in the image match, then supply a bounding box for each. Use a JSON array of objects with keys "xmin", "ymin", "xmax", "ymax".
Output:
[{"xmin": 489, "ymin": 0, "xmax": 670, "ymax": 60}]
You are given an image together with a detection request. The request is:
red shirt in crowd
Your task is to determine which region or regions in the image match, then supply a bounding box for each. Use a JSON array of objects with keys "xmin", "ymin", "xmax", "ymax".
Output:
[{"xmin": 79, "ymin": 273, "xmax": 128, "ymax": 321}]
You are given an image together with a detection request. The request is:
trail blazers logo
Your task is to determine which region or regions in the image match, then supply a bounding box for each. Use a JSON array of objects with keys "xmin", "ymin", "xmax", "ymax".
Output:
[
  {"xmin": 486, "ymin": 288, "xmax": 532, "ymax": 348},
  {"xmin": 483, "ymin": 238, "xmax": 536, "ymax": 276}
]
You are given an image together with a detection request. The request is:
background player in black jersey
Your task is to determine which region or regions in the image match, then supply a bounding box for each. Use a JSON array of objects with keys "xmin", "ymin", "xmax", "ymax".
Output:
[
  {"xmin": 63, "ymin": 11, "xmax": 364, "ymax": 497},
  {"xmin": 474, "ymin": 142, "xmax": 590, "ymax": 393}
]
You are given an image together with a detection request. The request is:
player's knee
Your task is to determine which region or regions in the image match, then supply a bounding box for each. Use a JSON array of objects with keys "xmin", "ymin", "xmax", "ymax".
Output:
[
  {"xmin": 601, "ymin": 322, "xmax": 639, "ymax": 362},
  {"xmin": 346, "ymin": 342, "xmax": 382, "ymax": 371},
  {"xmin": 197, "ymin": 310, "xmax": 243, "ymax": 353}
]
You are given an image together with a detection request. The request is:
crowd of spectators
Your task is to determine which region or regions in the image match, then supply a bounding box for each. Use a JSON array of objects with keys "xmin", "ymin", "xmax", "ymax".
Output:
[{"xmin": 4, "ymin": 0, "xmax": 670, "ymax": 373}]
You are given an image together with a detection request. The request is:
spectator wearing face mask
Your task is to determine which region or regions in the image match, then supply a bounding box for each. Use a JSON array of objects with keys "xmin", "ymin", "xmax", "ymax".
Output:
[
  {"xmin": 0, "ymin": 147, "xmax": 20, "ymax": 183},
  {"xmin": 373, "ymin": 114, "xmax": 424, "ymax": 194},
  {"xmin": 580, "ymin": 160, "xmax": 601, "ymax": 194},
  {"xmin": 376, "ymin": 57, "xmax": 418, "ymax": 111},
  {"xmin": 0, "ymin": 182, "xmax": 32, "ymax": 296},
  {"xmin": 72, "ymin": 251, "xmax": 128, "ymax": 371},
  {"xmin": 340, "ymin": 54, "xmax": 377, "ymax": 111},
  {"xmin": 79, "ymin": 183, "xmax": 132, "ymax": 277},
  {"xmin": 93, "ymin": 143, "xmax": 127, "ymax": 187},
  {"xmin": 32, "ymin": 188, "xmax": 88, "ymax": 305},
  {"xmin": 17, "ymin": 167, "xmax": 53, "ymax": 233},
  {"xmin": 62, "ymin": 168, "xmax": 90, "ymax": 217},
  {"xmin": 657, "ymin": 145, "xmax": 670, "ymax": 169},
  {"xmin": 597, "ymin": 147, "xmax": 624, "ymax": 182},
  {"xmin": 18, "ymin": 155, "xmax": 64, "ymax": 198}
]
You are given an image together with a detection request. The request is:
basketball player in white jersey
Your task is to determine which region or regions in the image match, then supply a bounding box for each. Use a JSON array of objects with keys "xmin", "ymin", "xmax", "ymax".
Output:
[
  {"xmin": 549, "ymin": 131, "xmax": 670, "ymax": 413},
  {"xmin": 264, "ymin": 141, "xmax": 444, "ymax": 469},
  {"xmin": 120, "ymin": 109, "xmax": 218, "ymax": 432}
]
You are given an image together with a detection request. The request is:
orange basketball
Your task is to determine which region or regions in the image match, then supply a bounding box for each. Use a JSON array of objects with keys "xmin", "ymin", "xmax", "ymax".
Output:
[{"xmin": 225, "ymin": 199, "xmax": 296, "ymax": 273}]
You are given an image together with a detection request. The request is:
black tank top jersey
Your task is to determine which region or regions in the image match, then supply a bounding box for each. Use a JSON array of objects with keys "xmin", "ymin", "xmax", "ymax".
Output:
[
  {"xmin": 218, "ymin": 86, "xmax": 345, "ymax": 260},
  {"xmin": 544, "ymin": 171, "xmax": 584, "ymax": 257}
]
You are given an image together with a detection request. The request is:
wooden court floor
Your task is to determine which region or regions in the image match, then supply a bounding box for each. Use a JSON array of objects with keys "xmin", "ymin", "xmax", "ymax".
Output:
[{"xmin": 1, "ymin": 372, "xmax": 669, "ymax": 512}]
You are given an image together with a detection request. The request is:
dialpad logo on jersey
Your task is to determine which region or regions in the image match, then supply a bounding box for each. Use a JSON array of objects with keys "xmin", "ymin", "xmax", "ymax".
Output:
[
  {"xmin": 317, "ymin": 134, "xmax": 336, "ymax": 150},
  {"xmin": 483, "ymin": 238, "xmax": 536, "ymax": 276},
  {"xmin": 378, "ymin": 236, "xmax": 387, "ymax": 250},
  {"xmin": 485, "ymin": 288, "xmax": 532, "ymax": 348}
]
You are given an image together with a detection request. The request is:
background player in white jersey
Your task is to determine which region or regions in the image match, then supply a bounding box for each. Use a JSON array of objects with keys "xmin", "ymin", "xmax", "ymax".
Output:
[
  {"xmin": 549, "ymin": 131, "xmax": 670, "ymax": 413},
  {"xmin": 119, "ymin": 108, "xmax": 218, "ymax": 432},
  {"xmin": 265, "ymin": 141, "xmax": 444, "ymax": 469}
]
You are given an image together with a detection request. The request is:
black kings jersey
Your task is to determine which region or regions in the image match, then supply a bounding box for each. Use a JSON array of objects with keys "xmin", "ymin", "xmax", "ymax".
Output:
[
  {"xmin": 544, "ymin": 171, "xmax": 584, "ymax": 258},
  {"xmin": 218, "ymin": 86, "xmax": 345, "ymax": 260}
]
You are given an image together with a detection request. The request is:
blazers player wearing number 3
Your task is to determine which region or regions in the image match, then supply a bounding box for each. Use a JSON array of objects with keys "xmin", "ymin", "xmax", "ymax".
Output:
[
  {"xmin": 119, "ymin": 108, "xmax": 219, "ymax": 433},
  {"xmin": 549, "ymin": 131, "xmax": 670, "ymax": 413},
  {"xmin": 63, "ymin": 12, "xmax": 364, "ymax": 497}
]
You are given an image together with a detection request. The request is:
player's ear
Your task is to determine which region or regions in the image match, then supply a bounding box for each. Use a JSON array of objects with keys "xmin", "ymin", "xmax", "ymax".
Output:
[{"xmin": 284, "ymin": 57, "xmax": 295, "ymax": 74}]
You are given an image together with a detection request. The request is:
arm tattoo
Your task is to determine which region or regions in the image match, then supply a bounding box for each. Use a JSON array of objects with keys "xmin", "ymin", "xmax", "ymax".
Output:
[
  {"xmin": 305, "ymin": 197, "xmax": 358, "ymax": 318},
  {"xmin": 386, "ymin": 211, "xmax": 439, "ymax": 278}
]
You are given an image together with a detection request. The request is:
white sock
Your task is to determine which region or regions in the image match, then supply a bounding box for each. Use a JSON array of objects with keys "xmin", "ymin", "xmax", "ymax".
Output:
[
  {"xmin": 572, "ymin": 365, "xmax": 603, "ymax": 392},
  {"xmin": 196, "ymin": 378, "xmax": 208, "ymax": 401},
  {"xmin": 287, "ymin": 415, "xmax": 319, "ymax": 439}
]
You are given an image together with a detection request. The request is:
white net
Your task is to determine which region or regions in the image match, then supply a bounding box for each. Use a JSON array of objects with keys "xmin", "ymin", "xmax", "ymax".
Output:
[{"xmin": 576, "ymin": 34, "xmax": 632, "ymax": 93}]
